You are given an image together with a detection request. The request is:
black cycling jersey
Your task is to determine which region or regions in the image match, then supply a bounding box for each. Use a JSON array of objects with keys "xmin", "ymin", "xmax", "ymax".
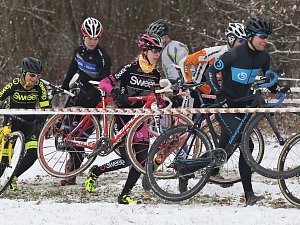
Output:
[
  {"xmin": 0, "ymin": 78, "xmax": 50, "ymax": 121},
  {"xmin": 111, "ymin": 60, "xmax": 161, "ymax": 108},
  {"xmin": 205, "ymin": 43, "xmax": 270, "ymax": 99},
  {"xmin": 62, "ymin": 45, "xmax": 111, "ymax": 89}
]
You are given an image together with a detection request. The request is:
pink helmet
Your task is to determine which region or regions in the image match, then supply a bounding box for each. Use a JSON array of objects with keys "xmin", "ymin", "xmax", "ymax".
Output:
[
  {"xmin": 81, "ymin": 17, "xmax": 103, "ymax": 38},
  {"xmin": 137, "ymin": 33, "xmax": 164, "ymax": 49}
]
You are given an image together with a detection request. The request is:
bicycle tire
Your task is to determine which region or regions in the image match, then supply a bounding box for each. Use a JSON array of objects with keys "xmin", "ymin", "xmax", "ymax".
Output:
[
  {"xmin": 0, "ymin": 131, "xmax": 25, "ymax": 195},
  {"xmin": 206, "ymin": 120, "xmax": 264, "ymax": 185},
  {"xmin": 278, "ymin": 133, "xmax": 300, "ymax": 206},
  {"xmin": 146, "ymin": 125, "xmax": 213, "ymax": 202},
  {"xmin": 37, "ymin": 114, "xmax": 101, "ymax": 178},
  {"xmin": 241, "ymin": 113, "xmax": 300, "ymax": 179},
  {"xmin": 126, "ymin": 114, "xmax": 193, "ymax": 174}
]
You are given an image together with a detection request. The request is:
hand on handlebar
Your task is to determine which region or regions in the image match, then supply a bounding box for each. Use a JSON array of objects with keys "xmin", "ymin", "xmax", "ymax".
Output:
[{"xmin": 111, "ymin": 88, "xmax": 131, "ymax": 106}]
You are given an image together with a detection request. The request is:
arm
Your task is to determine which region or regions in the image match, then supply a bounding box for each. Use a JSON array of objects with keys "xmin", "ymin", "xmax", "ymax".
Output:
[
  {"xmin": 61, "ymin": 56, "xmax": 78, "ymax": 90},
  {"xmin": 0, "ymin": 82, "xmax": 14, "ymax": 101},
  {"xmin": 205, "ymin": 51, "xmax": 233, "ymax": 96},
  {"xmin": 99, "ymin": 74, "xmax": 115, "ymax": 94}
]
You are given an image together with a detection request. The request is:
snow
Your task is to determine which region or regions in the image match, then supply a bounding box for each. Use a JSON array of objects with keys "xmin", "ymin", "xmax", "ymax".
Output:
[{"xmin": 0, "ymin": 153, "xmax": 299, "ymax": 225}]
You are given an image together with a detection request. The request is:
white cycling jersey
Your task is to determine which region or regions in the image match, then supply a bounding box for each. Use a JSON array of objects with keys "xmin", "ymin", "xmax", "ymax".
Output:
[{"xmin": 161, "ymin": 40, "xmax": 189, "ymax": 81}]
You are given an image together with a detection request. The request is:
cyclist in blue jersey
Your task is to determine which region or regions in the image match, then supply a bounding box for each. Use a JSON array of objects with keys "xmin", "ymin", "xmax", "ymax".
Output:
[
  {"xmin": 205, "ymin": 16, "xmax": 278, "ymax": 206},
  {"xmin": 60, "ymin": 17, "xmax": 112, "ymax": 186}
]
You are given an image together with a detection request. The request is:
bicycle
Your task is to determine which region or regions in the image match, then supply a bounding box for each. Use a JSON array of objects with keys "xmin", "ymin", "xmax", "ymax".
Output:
[
  {"xmin": 278, "ymin": 130, "xmax": 300, "ymax": 206},
  {"xmin": 175, "ymin": 81, "xmax": 265, "ymax": 187},
  {"xmin": 37, "ymin": 79, "xmax": 193, "ymax": 178},
  {"xmin": 0, "ymin": 114, "xmax": 26, "ymax": 195},
  {"xmin": 146, "ymin": 70, "xmax": 300, "ymax": 201}
]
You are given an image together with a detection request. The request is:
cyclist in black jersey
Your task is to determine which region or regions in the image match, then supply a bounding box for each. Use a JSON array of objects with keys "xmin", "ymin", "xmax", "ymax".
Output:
[
  {"xmin": 0, "ymin": 57, "xmax": 50, "ymax": 191},
  {"xmin": 205, "ymin": 16, "xmax": 276, "ymax": 206},
  {"xmin": 85, "ymin": 33, "xmax": 163, "ymax": 204},
  {"xmin": 60, "ymin": 17, "xmax": 112, "ymax": 186}
]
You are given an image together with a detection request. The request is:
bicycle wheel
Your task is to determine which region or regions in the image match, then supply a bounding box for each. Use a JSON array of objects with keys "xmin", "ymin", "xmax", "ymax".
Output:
[
  {"xmin": 205, "ymin": 120, "xmax": 264, "ymax": 185},
  {"xmin": 38, "ymin": 114, "xmax": 101, "ymax": 178},
  {"xmin": 241, "ymin": 113, "xmax": 300, "ymax": 179},
  {"xmin": 278, "ymin": 133, "xmax": 300, "ymax": 206},
  {"xmin": 0, "ymin": 131, "xmax": 25, "ymax": 195},
  {"xmin": 146, "ymin": 125, "xmax": 213, "ymax": 202},
  {"xmin": 126, "ymin": 114, "xmax": 193, "ymax": 174}
]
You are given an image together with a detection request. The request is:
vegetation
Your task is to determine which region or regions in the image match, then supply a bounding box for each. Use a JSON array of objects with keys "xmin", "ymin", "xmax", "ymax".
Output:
[{"xmin": 0, "ymin": 0, "xmax": 299, "ymax": 86}]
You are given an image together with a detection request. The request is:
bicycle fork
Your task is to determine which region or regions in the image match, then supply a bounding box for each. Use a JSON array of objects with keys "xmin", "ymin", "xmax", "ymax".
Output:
[{"xmin": 265, "ymin": 113, "xmax": 285, "ymax": 145}]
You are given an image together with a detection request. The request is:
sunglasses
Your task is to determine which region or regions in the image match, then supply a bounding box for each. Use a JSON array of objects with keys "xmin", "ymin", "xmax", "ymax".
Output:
[
  {"xmin": 257, "ymin": 35, "xmax": 269, "ymax": 40},
  {"xmin": 27, "ymin": 73, "xmax": 41, "ymax": 78},
  {"xmin": 149, "ymin": 48, "xmax": 162, "ymax": 53},
  {"xmin": 255, "ymin": 32, "xmax": 270, "ymax": 40}
]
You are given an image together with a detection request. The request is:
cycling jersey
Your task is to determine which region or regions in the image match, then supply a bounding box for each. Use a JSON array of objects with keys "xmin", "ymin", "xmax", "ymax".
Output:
[
  {"xmin": 62, "ymin": 45, "xmax": 111, "ymax": 89},
  {"xmin": 100, "ymin": 60, "xmax": 160, "ymax": 108},
  {"xmin": 161, "ymin": 40, "xmax": 188, "ymax": 82},
  {"xmin": 180, "ymin": 45, "xmax": 228, "ymax": 94},
  {"xmin": 0, "ymin": 78, "xmax": 49, "ymax": 121},
  {"xmin": 205, "ymin": 43, "xmax": 270, "ymax": 99}
]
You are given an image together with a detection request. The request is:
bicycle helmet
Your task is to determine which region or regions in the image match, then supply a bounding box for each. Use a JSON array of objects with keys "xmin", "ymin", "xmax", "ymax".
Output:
[
  {"xmin": 138, "ymin": 33, "xmax": 164, "ymax": 50},
  {"xmin": 225, "ymin": 23, "xmax": 247, "ymax": 41},
  {"xmin": 21, "ymin": 57, "xmax": 43, "ymax": 74},
  {"xmin": 146, "ymin": 19, "xmax": 169, "ymax": 37},
  {"xmin": 81, "ymin": 17, "xmax": 103, "ymax": 38},
  {"xmin": 245, "ymin": 16, "xmax": 272, "ymax": 36}
]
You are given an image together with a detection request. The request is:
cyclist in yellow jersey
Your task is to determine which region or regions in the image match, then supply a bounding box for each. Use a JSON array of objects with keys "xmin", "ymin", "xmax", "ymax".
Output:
[{"xmin": 0, "ymin": 57, "xmax": 50, "ymax": 191}]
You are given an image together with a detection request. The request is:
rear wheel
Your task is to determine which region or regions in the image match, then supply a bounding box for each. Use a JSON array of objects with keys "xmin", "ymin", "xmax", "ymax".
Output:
[
  {"xmin": 278, "ymin": 133, "xmax": 300, "ymax": 206},
  {"xmin": 37, "ymin": 114, "xmax": 101, "ymax": 178},
  {"xmin": 0, "ymin": 131, "xmax": 25, "ymax": 195},
  {"xmin": 146, "ymin": 125, "xmax": 213, "ymax": 202}
]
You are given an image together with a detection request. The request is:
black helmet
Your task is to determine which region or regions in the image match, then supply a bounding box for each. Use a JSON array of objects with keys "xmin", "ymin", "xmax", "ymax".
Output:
[
  {"xmin": 245, "ymin": 16, "xmax": 272, "ymax": 36},
  {"xmin": 21, "ymin": 57, "xmax": 43, "ymax": 74},
  {"xmin": 146, "ymin": 19, "xmax": 169, "ymax": 37}
]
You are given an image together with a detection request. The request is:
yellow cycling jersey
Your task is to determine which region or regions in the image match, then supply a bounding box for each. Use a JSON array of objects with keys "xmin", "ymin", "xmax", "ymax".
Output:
[{"xmin": 0, "ymin": 78, "xmax": 50, "ymax": 109}]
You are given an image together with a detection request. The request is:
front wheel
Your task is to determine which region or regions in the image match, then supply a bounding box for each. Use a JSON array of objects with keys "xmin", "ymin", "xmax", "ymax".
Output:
[
  {"xmin": 37, "ymin": 114, "xmax": 101, "ymax": 178},
  {"xmin": 146, "ymin": 125, "xmax": 213, "ymax": 202},
  {"xmin": 125, "ymin": 114, "xmax": 193, "ymax": 174},
  {"xmin": 241, "ymin": 113, "xmax": 300, "ymax": 179},
  {"xmin": 278, "ymin": 133, "xmax": 300, "ymax": 206},
  {"xmin": 0, "ymin": 131, "xmax": 25, "ymax": 195}
]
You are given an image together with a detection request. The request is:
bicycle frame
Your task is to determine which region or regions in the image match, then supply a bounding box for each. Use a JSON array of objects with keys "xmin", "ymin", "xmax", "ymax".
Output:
[
  {"xmin": 176, "ymin": 89, "xmax": 284, "ymax": 167},
  {"xmin": 0, "ymin": 117, "xmax": 14, "ymax": 164},
  {"xmin": 64, "ymin": 90, "xmax": 168, "ymax": 154}
]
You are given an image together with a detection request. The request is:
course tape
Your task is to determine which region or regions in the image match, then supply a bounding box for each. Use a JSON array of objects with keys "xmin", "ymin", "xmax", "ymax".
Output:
[{"xmin": 0, "ymin": 107, "xmax": 300, "ymax": 115}]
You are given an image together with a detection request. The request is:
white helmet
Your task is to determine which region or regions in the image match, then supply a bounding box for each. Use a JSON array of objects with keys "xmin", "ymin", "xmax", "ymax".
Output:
[
  {"xmin": 225, "ymin": 23, "xmax": 247, "ymax": 42},
  {"xmin": 81, "ymin": 17, "xmax": 103, "ymax": 38}
]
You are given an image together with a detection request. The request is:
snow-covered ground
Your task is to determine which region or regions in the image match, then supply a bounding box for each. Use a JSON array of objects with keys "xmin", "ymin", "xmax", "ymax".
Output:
[{"xmin": 0, "ymin": 153, "xmax": 299, "ymax": 225}]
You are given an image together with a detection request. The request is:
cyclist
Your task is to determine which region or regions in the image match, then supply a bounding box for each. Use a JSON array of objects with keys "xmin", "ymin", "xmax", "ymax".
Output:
[
  {"xmin": 176, "ymin": 23, "xmax": 247, "ymax": 193},
  {"xmin": 0, "ymin": 57, "xmax": 50, "ymax": 191},
  {"xmin": 146, "ymin": 19, "xmax": 189, "ymax": 84},
  {"xmin": 85, "ymin": 33, "xmax": 163, "ymax": 204},
  {"xmin": 204, "ymin": 16, "xmax": 276, "ymax": 206},
  {"xmin": 60, "ymin": 17, "xmax": 112, "ymax": 186},
  {"xmin": 179, "ymin": 22, "xmax": 248, "ymax": 108}
]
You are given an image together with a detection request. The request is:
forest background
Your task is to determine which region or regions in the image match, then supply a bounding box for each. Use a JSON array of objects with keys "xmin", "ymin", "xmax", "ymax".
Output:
[{"xmin": 0, "ymin": 0, "xmax": 299, "ymax": 86}]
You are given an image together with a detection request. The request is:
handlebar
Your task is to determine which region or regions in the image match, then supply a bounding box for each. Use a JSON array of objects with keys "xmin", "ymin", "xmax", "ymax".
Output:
[
  {"xmin": 41, "ymin": 79, "xmax": 75, "ymax": 97},
  {"xmin": 257, "ymin": 70, "xmax": 278, "ymax": 89},
  {"xmin": 155, "ymin": 79, "xmax": 173, "ymax": 94}
]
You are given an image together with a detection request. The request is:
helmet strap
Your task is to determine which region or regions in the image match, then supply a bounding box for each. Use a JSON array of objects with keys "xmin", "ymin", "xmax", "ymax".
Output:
[{"xmin": 248, "ymin": 36, "xmax": 258, "ymax": 51}]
